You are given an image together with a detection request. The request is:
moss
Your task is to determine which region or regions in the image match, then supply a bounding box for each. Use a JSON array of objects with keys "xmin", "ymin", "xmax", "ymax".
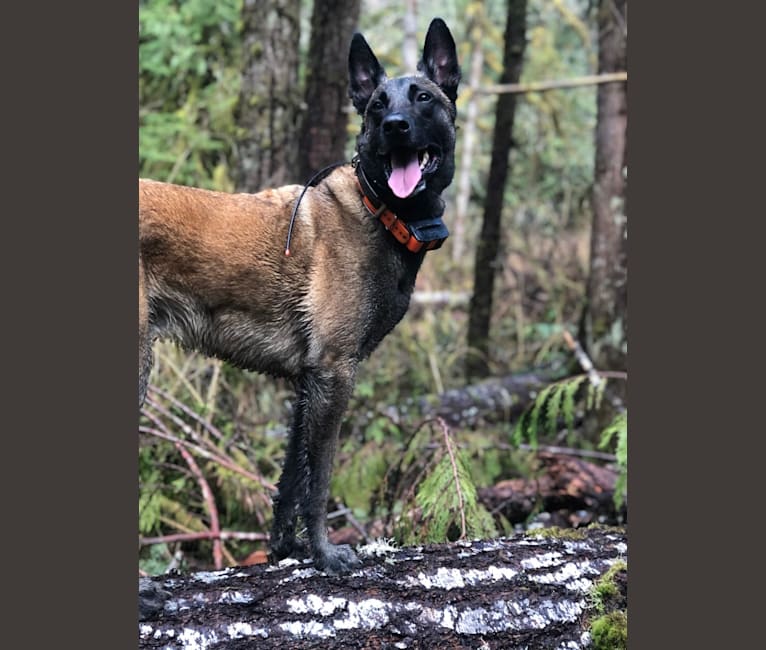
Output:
[
  {"xmin": 588, "ymin": 559, "xmax": 627, "ymax": 648},
  {"xmin": 523, "ymin": 526, "xmax": 588, "ymax": 540},
  {"xmin": 590, "ymin": 610, "xmax": 627, "ymax": 650},
  {"xmin": 523, "ymin": 523, "xmax": 626, "ymax": 541},
  {"xmin": 590, "ymin": 559, "xmax": 628, "ymax": 613}
]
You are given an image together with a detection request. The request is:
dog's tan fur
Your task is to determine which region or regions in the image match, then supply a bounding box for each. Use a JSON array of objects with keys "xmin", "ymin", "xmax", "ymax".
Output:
[{"xmin": 139, "ymin": 166, "xmax": 389, "ymax": 390}]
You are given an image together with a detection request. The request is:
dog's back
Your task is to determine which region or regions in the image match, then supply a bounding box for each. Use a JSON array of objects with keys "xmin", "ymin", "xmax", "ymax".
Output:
[{"xmin": 140, "ymin": 179, "xmax": 308, "ymax": 400}]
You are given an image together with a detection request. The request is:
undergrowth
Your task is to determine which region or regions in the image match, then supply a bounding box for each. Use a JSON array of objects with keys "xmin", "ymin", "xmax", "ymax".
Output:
[{"xmin": 513, "ymin": 372, "xmax": 627, "ymax": 509}]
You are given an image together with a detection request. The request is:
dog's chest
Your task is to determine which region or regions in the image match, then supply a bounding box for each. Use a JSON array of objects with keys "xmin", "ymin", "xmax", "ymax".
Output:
[{"xmin": 357, "ymin": 247, "xmax": 422, "ymax": 359}]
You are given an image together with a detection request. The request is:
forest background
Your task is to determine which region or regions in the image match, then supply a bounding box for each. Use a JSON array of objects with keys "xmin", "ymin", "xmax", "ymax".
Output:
[{"xmin": 138, "ymin": 0, "xmax": 627, "ymax": 575}]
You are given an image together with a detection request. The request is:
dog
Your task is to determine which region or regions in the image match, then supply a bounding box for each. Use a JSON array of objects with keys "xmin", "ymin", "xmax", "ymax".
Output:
[{"xmin": 139, "ymin": 18, "xmax": 460, "ymax": 581}]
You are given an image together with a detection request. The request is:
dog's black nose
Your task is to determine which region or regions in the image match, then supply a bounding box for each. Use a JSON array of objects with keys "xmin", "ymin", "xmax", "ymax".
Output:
[{"xmin": 382, "ymin": 114, "xmax": 410, "ymax": 135}]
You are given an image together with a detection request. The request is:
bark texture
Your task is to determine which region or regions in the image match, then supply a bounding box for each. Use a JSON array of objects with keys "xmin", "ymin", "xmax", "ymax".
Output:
[
  {"xmin": 139, "ymin": 526, "xmax": 627, "ymax": 649},
  {"xmin": 452, "ymin": 8, "xmax": 485, "ymax": 263},
  {"xmin": 298, "ymin": 0, "xmax": 361, "ymax": 181},
  {"xmin": 466, "ymin": 0, "xmax": 528, "ymax": 380},
  {"xmin": 235, "ymin": 0, "xmax": 302, "ymax": 192},
  {"xmin": 480, "ymin": 451, "xmax": 626, "ymax": 527},
  {"xmin": 580, "ymin": 0, "xmax": 628, "ymax": 371}
]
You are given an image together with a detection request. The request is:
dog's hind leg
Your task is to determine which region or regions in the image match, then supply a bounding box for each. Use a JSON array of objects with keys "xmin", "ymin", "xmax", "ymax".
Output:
[{"xmin": 269, "ymin": 383, "xmax": 310, "ymax": 561}]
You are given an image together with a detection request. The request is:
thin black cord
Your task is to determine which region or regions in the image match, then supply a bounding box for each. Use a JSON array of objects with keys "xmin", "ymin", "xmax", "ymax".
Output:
[{"xmin": 284, "ymin": 161, "xmax": 348, "ymax": 256}]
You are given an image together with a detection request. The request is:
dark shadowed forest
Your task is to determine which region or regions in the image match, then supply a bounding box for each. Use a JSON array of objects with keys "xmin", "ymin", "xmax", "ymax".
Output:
[{"xmin": 139, "ymin": 1, "xmax": 627, "ymax": 643}]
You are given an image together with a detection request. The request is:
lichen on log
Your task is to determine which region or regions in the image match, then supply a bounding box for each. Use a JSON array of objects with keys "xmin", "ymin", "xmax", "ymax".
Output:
[{"xmin": 139, "ymin": 526, "xmax": 627, "ymax": 649}]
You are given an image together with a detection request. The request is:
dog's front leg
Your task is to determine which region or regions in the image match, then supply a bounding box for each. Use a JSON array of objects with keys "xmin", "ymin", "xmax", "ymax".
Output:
[
  {"xmin": 303, "ymin": 364, "xmax": 361, "ymax": 573},
  {"xmin": 272, "ymin": 362, "xmax": 361, "ymax": 573}
]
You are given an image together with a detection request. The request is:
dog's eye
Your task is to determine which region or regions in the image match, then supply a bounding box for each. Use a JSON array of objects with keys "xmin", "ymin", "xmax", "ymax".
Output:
[
  {"xmin": 370, "ymin": 99, "xmax": 384, "ymax": 111},
  {"xmin": 417, "ymin": 92, "xmax": 432, "ymax": 103}
]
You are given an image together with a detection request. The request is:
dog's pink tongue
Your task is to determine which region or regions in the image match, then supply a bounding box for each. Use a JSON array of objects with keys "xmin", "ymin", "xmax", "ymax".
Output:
[{"xmin": 388, "ymin": 152, "xmax": 421, "ymax": 198}]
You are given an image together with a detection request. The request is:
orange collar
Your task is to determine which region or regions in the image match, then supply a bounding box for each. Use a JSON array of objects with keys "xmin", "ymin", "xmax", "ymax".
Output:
[{"xmin": 354, "ymin": 176, "xmax": 446, "ymax": 254}]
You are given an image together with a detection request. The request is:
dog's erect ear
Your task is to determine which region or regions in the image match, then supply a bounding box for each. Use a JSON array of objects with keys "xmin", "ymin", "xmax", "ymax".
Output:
[
  {"xmin": 348, "ymin": 33, "xmax": 387, "ymax": 115},
  {"xmin": 417, "ymin": 18, "xmax": 461, "ymax": 104}
]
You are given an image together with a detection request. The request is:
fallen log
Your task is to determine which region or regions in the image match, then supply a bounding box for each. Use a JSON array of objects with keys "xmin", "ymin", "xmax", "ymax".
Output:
[
  {"xmin": 479, "ymin": 451, "xmax": 626, "ymax": 528},
  {"xmin": 139, "ymin": 525, "xmax": 626, "ymax": 649},
  {"xmin": 376, "ymin": 371, "xmax": 551, "ymax": 430}
]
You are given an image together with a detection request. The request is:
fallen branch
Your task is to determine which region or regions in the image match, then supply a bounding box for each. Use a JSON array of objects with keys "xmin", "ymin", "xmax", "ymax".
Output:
[
  {"xmin": 477, "ymin": 71, "xmax": 627, "ymax": 95},
  {"xmin": 140, "ymin": 531, "xmax": 270, "ymax": 546},
  {"xmin": 174, "ymin": 441, "xmax": 224, "ymax": 569}
]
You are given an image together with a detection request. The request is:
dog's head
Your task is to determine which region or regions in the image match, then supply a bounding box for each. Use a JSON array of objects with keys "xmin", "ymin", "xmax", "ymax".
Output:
[{"xmin": 349, "ymin": 18, "xmax": 461, "ymax": 207}]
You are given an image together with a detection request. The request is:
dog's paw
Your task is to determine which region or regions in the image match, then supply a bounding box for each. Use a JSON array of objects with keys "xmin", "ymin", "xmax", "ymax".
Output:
[
  {"xmin": 139, "ymin": 577, "xmax": 171, "ymax": 621},
  {"xmin": 313, "ymin": 543, "xmax": 362, "ymax": 574}
]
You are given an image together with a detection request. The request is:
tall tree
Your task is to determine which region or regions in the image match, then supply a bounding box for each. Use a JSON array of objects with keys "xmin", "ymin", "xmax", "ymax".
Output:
[
  {"xmin": 401, "ymin": 0, "xmax": 419, "ymax": 72},
  {"xmin": 298, "ymin": 0, "xmax": 361, "ymax": 181},
  {"xmin": 466, "ymin": 0, "xmax": 528, "ymax": 380},
  {"xmin": 235, "ymin": 0, "xmax": 302, "ymax": 192},
  {"xmin": 579, "ymin": 0, "xmax": 627, "ymax": 371},
  {"xmin": 452, "ymin": 4, "xmax": 486, "ymax": 263}
]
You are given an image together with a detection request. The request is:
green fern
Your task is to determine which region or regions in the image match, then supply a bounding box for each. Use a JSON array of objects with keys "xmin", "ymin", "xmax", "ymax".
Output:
[
  {"xmin": 513, "ymin": 374, "xmax": 627, "ymax": 511},
  {"xmin": 513, "ymin": 374, "xmax": 590, "ymax": 446},
  {"xmin": 545, "ymin": 381, "xmax": 565, "ymax": 438},
  {"xmin": 586, "ymin": 379, "xmax": 606, "ymax": 412},
  {"xmin": 562, "ymin": 375, "xmax": 588, "ymax": 433},
  {"xmin": 514, "ymin": 382, "xmax": 554, "ymax": 448},
  {"xmin": 599, "ymin": 411, "xmax": 627, "ymax": 509},
  {"xmin": 139, "ymin": 486, "xmax": 164, "ymax": 535},
  {"xmin": 399, "ymin": 423, "xmax": 496, "ymax": 545}
]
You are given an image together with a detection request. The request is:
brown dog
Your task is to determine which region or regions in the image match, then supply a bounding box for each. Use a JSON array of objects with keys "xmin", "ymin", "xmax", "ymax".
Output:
[{"xmin": 139, "ymin": 18, "xmax": 460, "ymax": 579}]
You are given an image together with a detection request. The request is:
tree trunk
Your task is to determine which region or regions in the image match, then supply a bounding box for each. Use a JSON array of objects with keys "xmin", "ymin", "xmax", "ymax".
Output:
[
  {"xmin": 401, "ymin": 0, "xmax": 419, "ymax": 73},
  {"xmin": 466, "ymin": 0, "xmax": 528, "ymax": 380},
  {"xmin": 451, "ymin": 7, "xmax": 485, "ymax": 263},
  {"xmin": 139, "ymin": 526, "xmax": 627, "ymax": 649},
  {"xmin": 579, "ymin": 0, "xmax": 628, "ymax": 372},
  {"xmin": 297, "ymin": 0, "xmax": 361, "ymax": 182},
  {"xmin": 235, "ymin": 0, "xmax": 302, "ymax": 192}
]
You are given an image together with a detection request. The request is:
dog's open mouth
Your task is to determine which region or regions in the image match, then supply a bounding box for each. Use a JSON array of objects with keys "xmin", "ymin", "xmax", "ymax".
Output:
[{"xmin": 385, "ymin": 147, "xmax": 440, "ymax": 198}]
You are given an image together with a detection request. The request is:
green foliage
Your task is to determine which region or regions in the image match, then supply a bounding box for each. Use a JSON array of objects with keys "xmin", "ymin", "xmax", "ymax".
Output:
[
  {"xmin": 139, "ymin": 543, "xmax": 176, "ymax": 576},
  {"xmin": 510, "ymin": 0, "xmax": 596, "ymax": 226},
  {"xmin": 590, "ymin": 610, "xmax": 628, "ymax": 650},
  {"xmin": 512, "ymin": 374, "xmax": 595, "ymax": 447},
  {"xmin": 588, "ymin": 559, "xmax": 628, "ymax": 649},
  {"xmin": 139, "ymin": 0, "xmax": 242, "ymax": 189},
  {"xmin": 459, "ymin": 429, "xmax": 529, "ymax": 491},
  {"xmin": 513, "ymin": 372, "xmax": 627, "ymax": 510},
  {"xmin": 138, "ymin": 475, "xmax": 164, "ymax": 535},
  {"xmin": 524, "ymin": 525, "xmax": 588, "ymax": 540},
  {"xmin": 589, "ymin": 559, "xmax": 627, "ymax": 613},
  {"xmin": 397, "ymin": 423, "xmax": 497, "ymax": 545},
  {"xmin": 139, "ymin": 343, "xmax": 287, "ymax": 569},
  {"xmin": 332, "ymin": 439, "xmax": 391, "ymax": 515},
  {"xmin": 599, "ymin": 411, "xmax": 628, "ymax": 508}
]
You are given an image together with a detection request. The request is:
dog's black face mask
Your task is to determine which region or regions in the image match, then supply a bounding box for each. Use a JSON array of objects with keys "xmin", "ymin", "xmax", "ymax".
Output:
[{"xmin": 349, "ymin": 18, "xmax": 461, "ymax": 210}]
